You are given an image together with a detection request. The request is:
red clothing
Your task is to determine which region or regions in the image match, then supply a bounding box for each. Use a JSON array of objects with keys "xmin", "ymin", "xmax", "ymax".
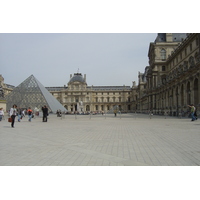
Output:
[{"xmin": 27, "ymin": 109, "xmax": 33, "ymax": 115}]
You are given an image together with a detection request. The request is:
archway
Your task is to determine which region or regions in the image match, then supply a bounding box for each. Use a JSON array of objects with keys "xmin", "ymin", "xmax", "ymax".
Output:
[{"xmin": 86, "ymin": 105, "xmax": 90, "ymax": 112}]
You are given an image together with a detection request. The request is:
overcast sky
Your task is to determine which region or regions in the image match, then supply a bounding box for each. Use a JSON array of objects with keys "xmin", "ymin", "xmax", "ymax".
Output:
[{"xmin": 0, "ymin": 33, "xmax": 157, "ymax": 87}]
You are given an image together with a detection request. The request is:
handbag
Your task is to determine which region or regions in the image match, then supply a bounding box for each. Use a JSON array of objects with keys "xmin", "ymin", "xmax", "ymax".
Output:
[{"xmin": 8, "ymin": 117, "xmax": 12, "ymax": 122}]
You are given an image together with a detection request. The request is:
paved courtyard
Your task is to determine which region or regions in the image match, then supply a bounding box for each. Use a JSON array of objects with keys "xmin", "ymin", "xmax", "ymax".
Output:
[{"xmin": 0, "ymin": 113, "xmax": 200, "ymax": 166}]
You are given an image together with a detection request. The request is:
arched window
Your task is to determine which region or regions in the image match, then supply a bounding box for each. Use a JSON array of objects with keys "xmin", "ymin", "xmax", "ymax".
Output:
[{"xmin": 161, "ymin": 49, "xmax": 166, "ymax": 60}]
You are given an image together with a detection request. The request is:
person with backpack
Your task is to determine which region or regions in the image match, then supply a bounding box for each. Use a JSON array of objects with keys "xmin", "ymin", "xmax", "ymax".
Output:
[{"xmin": 27, "ymin": 107, "xmax": 33, "ymax": 122}]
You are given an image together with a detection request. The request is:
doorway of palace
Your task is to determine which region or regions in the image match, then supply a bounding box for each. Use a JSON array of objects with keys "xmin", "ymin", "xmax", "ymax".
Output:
[{"xmin": 86, "ymin": 105, "xmax": 90, "ymax": 111}]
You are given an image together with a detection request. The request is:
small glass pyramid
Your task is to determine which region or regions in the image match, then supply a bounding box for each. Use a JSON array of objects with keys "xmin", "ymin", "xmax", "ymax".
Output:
[{"xmin": 6, "ymin": 75, "xmax": 67, "ymax": 113}]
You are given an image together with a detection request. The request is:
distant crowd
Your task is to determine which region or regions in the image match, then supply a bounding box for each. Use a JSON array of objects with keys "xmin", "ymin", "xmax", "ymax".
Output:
[{"xmin": 0, "ymin": 104, "xmax": 49, "ymax": 128}]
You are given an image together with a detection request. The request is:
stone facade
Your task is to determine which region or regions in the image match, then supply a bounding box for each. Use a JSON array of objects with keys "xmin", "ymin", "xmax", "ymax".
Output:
[
  {"xmin": 0, "ymin": 75, "xmax": 14, "ymax": 111},
  {"xmin": 47, "ymin": 73, "xmax": 132, "ymax": 113},
  {"xmin": 0, "ymin": 75, "xmax": 14, "ymax": 97},
  {"xmin": 133, "ymin": 33, "xmax": 200, "ymax": 116}
]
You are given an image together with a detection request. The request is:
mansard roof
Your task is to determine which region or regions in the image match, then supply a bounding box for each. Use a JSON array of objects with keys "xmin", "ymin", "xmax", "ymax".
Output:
[{"xmin": 68, "ymin": 73, "xmax": 86, "ymax": 84}]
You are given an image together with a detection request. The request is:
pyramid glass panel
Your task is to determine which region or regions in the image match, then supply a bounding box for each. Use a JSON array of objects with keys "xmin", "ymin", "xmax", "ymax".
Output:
[{"xmin": 6, "ymin": 75, "xmax": 67, "ymax": 113}]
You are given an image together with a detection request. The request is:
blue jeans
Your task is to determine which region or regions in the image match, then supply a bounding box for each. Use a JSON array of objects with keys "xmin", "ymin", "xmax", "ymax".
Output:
[
  {"xmin": 18, "ymin": 114, "xmax": 21, "ymax": 122},
  {"xmin": 28, "ymin": 115, "xmax": 32, "ymax": 121},
  {"xmin": 191, "ymin": 112, "xmax": 196, "ymax": 121}
]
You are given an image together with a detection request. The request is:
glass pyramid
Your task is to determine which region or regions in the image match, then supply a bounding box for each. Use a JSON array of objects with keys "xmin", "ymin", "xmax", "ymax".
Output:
[{"xmin": 6, "ymin": 75, "xmax": 67, "ymax": 113}]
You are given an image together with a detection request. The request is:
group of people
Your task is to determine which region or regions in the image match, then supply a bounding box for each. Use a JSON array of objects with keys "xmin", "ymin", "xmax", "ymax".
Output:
[{"xmin": 8, "ymin": 104, "xmax": 48, "ymax": 128}]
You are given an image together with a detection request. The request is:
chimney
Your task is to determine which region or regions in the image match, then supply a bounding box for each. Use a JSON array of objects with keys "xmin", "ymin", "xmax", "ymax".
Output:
[
  {"xmin": 166, "ymin": 33, "xmax": 173, "ymax": 42},
  {"xmin": 84, "ymin": 74, "xmax": 86, "ymax": 81}
]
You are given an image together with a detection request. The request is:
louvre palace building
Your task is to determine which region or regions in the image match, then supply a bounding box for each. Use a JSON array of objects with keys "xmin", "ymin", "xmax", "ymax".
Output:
[
  {"xmin": 46, "ymin": 73, "xmax": 132, "ymax": 113},
  {"xmin": 133, "ymin": 33, "xmax": 200, "ymax": 116},
  {"xmin": 1, "ymin": 33, "xmax": 200, "ymax": 115}
]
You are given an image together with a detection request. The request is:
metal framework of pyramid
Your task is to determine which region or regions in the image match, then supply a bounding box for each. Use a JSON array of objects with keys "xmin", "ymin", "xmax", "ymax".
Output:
[{"xmin": 6, "ymin": 75, "xmax": 67, "ymax": 113}]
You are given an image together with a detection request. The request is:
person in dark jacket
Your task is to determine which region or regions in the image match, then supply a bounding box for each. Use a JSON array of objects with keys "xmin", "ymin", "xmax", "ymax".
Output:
[{"xmin": 42, "ymin": 105, "xmax": 48, "ymax": 122}]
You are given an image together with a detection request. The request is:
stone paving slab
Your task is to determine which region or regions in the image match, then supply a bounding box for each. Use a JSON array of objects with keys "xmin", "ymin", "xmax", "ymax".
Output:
[{"xmin": 0, "ymin": 113, "xmax": 200, "ymax": 166}]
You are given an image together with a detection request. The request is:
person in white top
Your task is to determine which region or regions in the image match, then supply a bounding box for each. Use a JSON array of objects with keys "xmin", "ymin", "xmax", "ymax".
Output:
[
  {"xmin": 0, "ymin": 107, "xmax": 4, "ymax": 121},
  {"xmin": 10, "ymin": 104, "xmax": 17, "ymax": 128}
]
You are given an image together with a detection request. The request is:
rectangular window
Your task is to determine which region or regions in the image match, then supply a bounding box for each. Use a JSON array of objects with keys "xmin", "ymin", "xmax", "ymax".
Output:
[
  {"xmin": 161, "ymin": 49, "xmax": 166, "ymax": 60},
  {"xmin": 162, "ymin": 66, "xmax": 166, "ymax": 71}
]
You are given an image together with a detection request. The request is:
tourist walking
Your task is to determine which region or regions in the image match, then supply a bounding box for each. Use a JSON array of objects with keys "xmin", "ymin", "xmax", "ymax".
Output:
[
  {"xmin": 0, "ymin": 107, "xmax": 4, "ymax": 121},
  {"xmin": 188, "ymin": 104, "xmax": 196, "ymax": 121},
  {"xmin": 10, "ymin": 104, "xmax": 17, "ymax": 127},
  {"xmin": 42, "ymin": 105, "xmax": 48, "ymax": 122},
  {"xmin": 27, "ymin": 107, "xmax": 33, "ymax": 122},
  {"xmin": 17, "ymin": 107, "xmax": 22, "ymax": 122}
]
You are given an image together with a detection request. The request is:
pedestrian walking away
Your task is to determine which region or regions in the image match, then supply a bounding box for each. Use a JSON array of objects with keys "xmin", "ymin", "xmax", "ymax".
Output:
[
  {"xmin": 9, "ymin": 104, "xmax": 17, "ymax": 127},
  {"xmin": 42, "ymin": 105, "xmax": 48, "ymax": 122},
  {"xmin": 27, "ymin": 107, "xmax": 33, "ymax": 122},
  {"xmin": 188, "ymin": 104, "xmax": 196, "ymax": 121},
  {"xmin": 17, "ymin": 107, "xmax": 22, "ymax": 122}
]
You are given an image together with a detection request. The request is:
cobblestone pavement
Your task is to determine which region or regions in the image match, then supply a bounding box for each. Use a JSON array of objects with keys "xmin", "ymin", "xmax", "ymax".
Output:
[{"xmin": 1, "ymin": 113, "xmax": 200, "ymax": 166}]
